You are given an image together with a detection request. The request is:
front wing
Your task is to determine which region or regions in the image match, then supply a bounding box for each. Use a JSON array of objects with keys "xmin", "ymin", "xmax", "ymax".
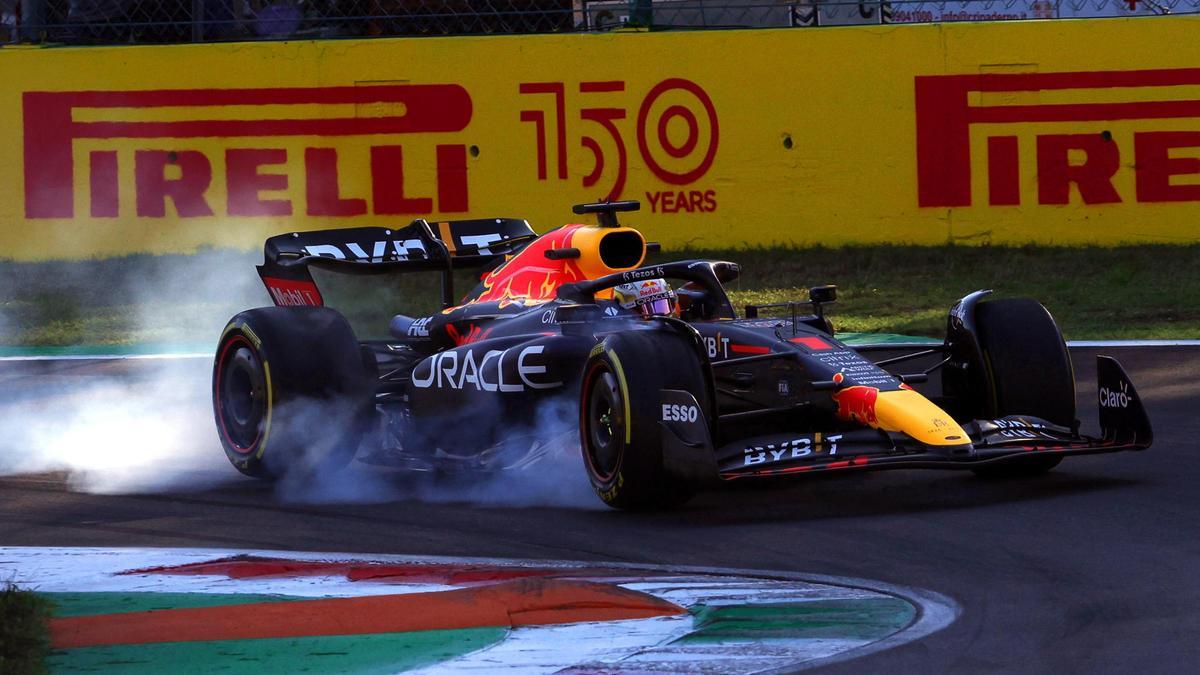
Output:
[{"xmin": 662, "ymin": 356, "xmax": 1152, "ymax": 482}]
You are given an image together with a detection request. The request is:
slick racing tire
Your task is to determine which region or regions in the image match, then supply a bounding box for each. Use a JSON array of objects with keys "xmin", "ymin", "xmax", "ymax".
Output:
[
  {"xmin": 213, "ymin": 307, "xmax": 375, "ymax": 479},
  {"xmin": 972, "ymin": 298, "xmax": 1074, "ymax": 479},
  {"xmin": 579, "ymin": 331, "xmax": 710, "ymax": 510}
]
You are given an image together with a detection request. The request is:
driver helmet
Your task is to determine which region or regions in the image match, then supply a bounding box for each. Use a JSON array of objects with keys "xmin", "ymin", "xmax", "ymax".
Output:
[{"xmin": 613, "ymin": 278, "xmax": 678, "ymax": 318}]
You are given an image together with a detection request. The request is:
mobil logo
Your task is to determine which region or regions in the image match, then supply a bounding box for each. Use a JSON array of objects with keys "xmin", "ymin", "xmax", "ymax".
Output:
[
  {"xmin": 23, "ymin": 85, "xmax": 473, "ymax": 220},
  {"xmin": 833, "ymin": 386, "xmax": 879, "ymax": 426},
  {"xmin": 915, "ymin": 68, "xmax": 1200, "ymax": 208}
]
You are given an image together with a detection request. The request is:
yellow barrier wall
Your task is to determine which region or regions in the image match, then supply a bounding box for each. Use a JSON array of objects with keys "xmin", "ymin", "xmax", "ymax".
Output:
[{"xmin": 3, "ymin": 17, "xmax": 1200, "ymax": 260}]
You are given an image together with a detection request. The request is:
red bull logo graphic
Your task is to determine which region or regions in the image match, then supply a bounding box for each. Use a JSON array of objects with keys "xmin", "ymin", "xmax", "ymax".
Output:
[
  {"xmin": 445, "ymin": 324, "xmax": 494, "ymax": 346},
  {"xmin": 635, "ymin": 280, "xmax": 670, "ymax": 299},
  {"xmin": 473, "ymin": 225, "xmax": 589, "ymax": 305},
  {"xmin": 833, "ymin": 386, "xmax": 880, "ymax": 426},
  {"xmin": 472, "ymin": 222, "xmax": 647, "ymax": 305}
]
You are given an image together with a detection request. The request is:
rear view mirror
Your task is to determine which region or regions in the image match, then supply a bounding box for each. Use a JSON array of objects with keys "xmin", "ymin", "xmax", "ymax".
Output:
[{"xmin": 809, "ymin": 285, "xmax": 837, "ymax": 304}]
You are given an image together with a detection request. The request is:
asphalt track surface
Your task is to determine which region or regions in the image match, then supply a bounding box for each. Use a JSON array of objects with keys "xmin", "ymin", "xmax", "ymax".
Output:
[{"xmin": 1, "ymin": 346, "xmax": 1197, "ymax": 672}]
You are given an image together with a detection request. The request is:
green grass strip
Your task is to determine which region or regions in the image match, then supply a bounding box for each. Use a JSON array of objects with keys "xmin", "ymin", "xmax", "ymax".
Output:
[
  {"xmin": 836, "ymin": 332, "xmax": 941, "ymax": 345},
  {"xmin": 1, "ymin": 583, "xmax": 53, "ymax": 675},
  {"xmin": 687, "ymin": 244, "xmax": 1200, "ymax": 340},
  {"xmin": 3, "ymin": 244, "xmax": 1198, "ymax": 345},
  {"xmin": 0, "ymin": 344, "xmax": 211, "ymax": 358},
  {"xmin": 682, "ymin": 597, "xmax": 916, "ymax": 643}
]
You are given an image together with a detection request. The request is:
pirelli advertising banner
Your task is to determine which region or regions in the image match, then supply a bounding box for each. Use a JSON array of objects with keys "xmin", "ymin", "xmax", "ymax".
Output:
[{"xmin": 2, "ymin": 17, "xmax": 1200, "ymax": 260}]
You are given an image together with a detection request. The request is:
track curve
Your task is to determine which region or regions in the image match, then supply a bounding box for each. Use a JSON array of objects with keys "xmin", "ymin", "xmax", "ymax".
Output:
[{"xmin": 1, "ymin": 346, "xmax": 1197, "ymax": 671}]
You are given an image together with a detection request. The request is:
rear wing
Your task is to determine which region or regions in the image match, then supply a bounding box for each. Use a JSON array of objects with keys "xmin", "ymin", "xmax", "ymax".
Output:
[{"xmin": 257, "ymin": 218, "xmax": 536, "ymax": 308}]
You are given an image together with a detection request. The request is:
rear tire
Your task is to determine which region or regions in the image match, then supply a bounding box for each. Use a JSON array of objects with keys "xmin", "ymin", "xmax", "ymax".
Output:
[
  {"xmin": 971, "ymin": 298, "xmax": 1073, "ymax": 479},
  {"xmin": 213, "ymin": 307, "xmax": 375, "ymax": 479},
  {"xmin": 579, "ymin": 331, "xmax": 709, "ymax": 510}
]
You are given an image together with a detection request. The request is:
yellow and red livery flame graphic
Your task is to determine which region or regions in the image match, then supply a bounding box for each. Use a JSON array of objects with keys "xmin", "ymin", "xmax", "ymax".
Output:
[
  {"xmin": 833, "ymin": 386, "xmax": 880, "ymax": 426},
  {"xmin": 474, "ymin": 225, "xmax": 590, "ymax": 304}
]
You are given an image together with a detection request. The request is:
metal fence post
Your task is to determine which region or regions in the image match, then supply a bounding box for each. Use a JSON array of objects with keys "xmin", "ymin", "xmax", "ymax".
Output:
[
  {"xmin": 630, "ymin": 0, "xmax": 652, "ymax": 26},
  {"xmin": 192, "ymin": 0, "xmax": 205, "ymax": 41},
  {"xmin": 18, "ymin": 0, "xmax": 45, "ymax": 42}
]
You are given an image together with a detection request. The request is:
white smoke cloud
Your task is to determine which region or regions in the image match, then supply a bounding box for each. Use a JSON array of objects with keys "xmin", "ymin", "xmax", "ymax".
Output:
[
  {"xmin": 0, "ymin": 248, "xmax": 265, "ymax": 493},
  {"xmin": 128, "ymin": 248, "xmax": 265, "ymax": 346},
  {"xmin": 401, "ymin": 395, "xmax": 599, "ymax": 509},
  {"xmin": 272, "ymin": 394, "xmax": 600, "ymax": 509},
  {"xmin": 0, "ymin": 247, "xmax": 600, "ymax": 508},
  {"xmin": 0, "ymin": 358, "xmax": 235, "ymax": 493},
  {"xmin": 0, "ymin": 352, "xmax": 599, "ymax": 507}
]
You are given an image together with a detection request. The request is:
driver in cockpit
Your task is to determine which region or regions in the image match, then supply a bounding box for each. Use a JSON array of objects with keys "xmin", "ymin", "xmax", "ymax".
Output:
[
  {"xmin": 613, "ymin": 278, "xmax": 717, "ymax": 321},
  {"xmin": 612, "ymin": 279, "xmax": 678, "ymax": 318}
]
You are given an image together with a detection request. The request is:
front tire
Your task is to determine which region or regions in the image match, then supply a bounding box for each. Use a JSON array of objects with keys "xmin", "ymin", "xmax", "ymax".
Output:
[
  {"xmin": 972, "ymin": 298, "xmax": 1073, "ymax": 479},
  {"xmin": 579, "ymin": 331, "xmax": 709, "ymax": 510},
  {"xmin": 213, "ymin": 307, "xmax": 375, "ymax": 479}
]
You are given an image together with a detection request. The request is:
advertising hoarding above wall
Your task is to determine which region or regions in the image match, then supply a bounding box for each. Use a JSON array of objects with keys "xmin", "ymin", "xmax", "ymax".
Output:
[
  {"xmin": 883, "ymin": 0, "xmax": 1165, "ymax": 24},
  {"xmin": 1, "ymin": 16, "xmax": 1199, "ymax": 260}
]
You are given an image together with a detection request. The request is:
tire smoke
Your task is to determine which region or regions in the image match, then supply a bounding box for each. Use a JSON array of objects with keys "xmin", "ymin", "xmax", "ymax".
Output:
[
  {"xmin": 270, "ymin": 394, "xmax": 600, "ymax": 509},
  {"xmin": 0, "ymin": 249, "xmax": 262, "ymax": 493},
  {"xmin": 1, "ymin": 250, "xmax": 600, "ymax": 508},
  {"xmin": 0, "ymin": 356, "xmax": 598, "ymax": 508},
  {"xmin": 0, "ymin": 358, "xmax": 236, "ymax": 493}
]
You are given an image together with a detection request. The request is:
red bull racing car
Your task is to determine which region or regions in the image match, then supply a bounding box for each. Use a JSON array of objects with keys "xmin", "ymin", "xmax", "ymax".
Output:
[{"xmin": 213, "ymin": 201, "xmax": 1152, "ymax": 509}]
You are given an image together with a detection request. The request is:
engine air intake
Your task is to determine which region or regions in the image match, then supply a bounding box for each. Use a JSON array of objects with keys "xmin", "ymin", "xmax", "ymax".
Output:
[{"xmin": 599, "ymin": 230, "xmax": 646, "ymax": 269}]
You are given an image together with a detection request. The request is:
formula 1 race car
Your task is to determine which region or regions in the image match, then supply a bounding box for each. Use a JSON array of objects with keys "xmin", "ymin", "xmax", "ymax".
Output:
[{"xmin": 212, "ymin": 201, "xmax": 1152, "ymax": 509}]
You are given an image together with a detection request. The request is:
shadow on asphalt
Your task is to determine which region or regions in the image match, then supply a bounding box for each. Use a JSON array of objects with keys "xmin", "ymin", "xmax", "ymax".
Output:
[
  {"xmin": 35, "ymin": 460, "xmax": 1141, "ymax": 529},
  {"xmin": 667, "ymin": 470, "xmax": 1143, "ymax": 524}
]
